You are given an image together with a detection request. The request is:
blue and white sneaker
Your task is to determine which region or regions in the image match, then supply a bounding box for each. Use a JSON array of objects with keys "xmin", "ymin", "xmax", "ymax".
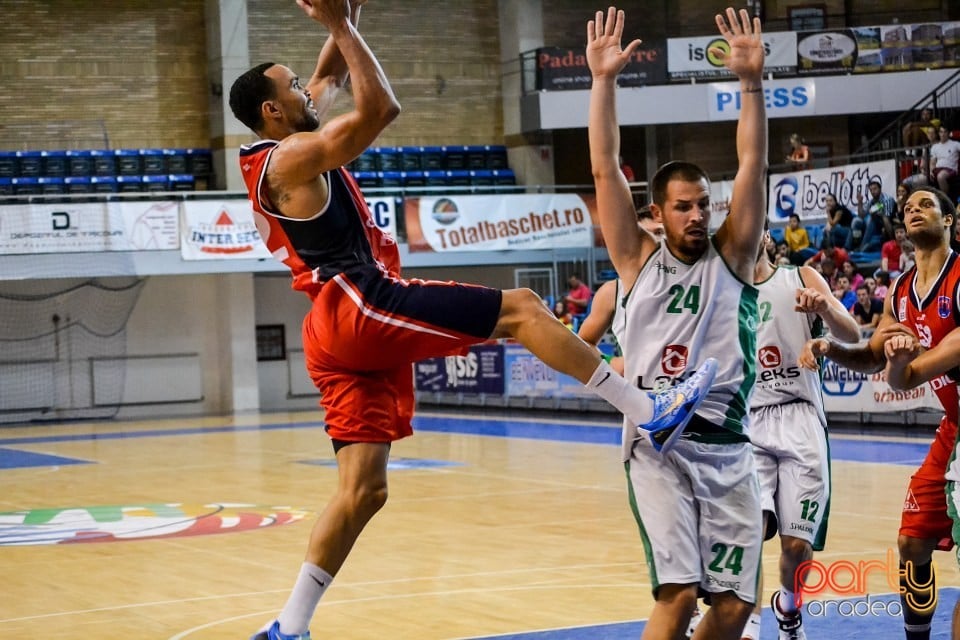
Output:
[
  {"xmin": 638, "ymin": 357, "xmax": 717, "ymax": 455},
  {"xmin": 250, "ymin": 620, "xmax": 311, "ymax": 640}
]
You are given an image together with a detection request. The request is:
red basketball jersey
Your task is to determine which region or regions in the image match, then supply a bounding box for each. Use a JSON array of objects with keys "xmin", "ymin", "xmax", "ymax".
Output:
[
  {"xmin": 238, "ymin": 139, "xmax": 401, "ymax": 299},
  {"xmin": 891, "ymin": 251, "xmax": 960, "ymax": 424}
]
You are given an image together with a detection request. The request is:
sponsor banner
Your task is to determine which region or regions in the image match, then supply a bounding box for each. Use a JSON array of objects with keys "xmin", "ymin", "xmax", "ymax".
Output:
[
  {"xmin": 180, "ymin": 200, "xmax": 272, "ymax": 260},
  {"xmin": 534, "ymin": 43, "xmax": 667, "ymax": 91},
  {"xmin": 768, "ymin": 159, "xmax": 897, "ymax": 223},
  {"xmin": 797, "ymin": 29, "xmax": 858, "ymax": 75},
  {"xmin": 414, "ymin": 344, "xmax": 504, "ymax": 394},
  {"xmin": 504, "ymin": 344, "xmax": 592, "ymax": 399},
  {"xmin": 405, "ymin": 193, "xmax": 594, "ymax": 252},
  {"xmin": 707, "ymin": 79, "xmax": 814, "ymax": 121},
  {"xmin": 0, "ymin": 200, "xmax": 179, "ymax": 254},
  {"xmin": 365, "ymin": 196, "xmax": 398, "ymax": 241},
  {"xmin": 854, "ymin": 23, "xmax": 960, "ymax": 73},
  {"xmin": 708, "ymin": 179, "xmax": 734, "ymax": 231},
  {"xmin": 667, "ymin": 31, "xmax": 797, "ymax": 79},
  {"xmin": 820, "ymin": 360, "xmax": 941, "ymax": 413}
]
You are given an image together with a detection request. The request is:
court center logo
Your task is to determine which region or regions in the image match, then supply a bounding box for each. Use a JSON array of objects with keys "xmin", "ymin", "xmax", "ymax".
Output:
[{"xmin": 0, "ymin": 503, "xmax": 309, "ymax": 546}]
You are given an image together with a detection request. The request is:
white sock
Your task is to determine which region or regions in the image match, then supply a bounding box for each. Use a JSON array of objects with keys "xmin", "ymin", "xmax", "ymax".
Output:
[
  {"xmin": 778, "ymin": 587, "xmax": 798, "ymax": 613},
  {"xmin": 741, "ymin": 612, "xmax": 761, "ymax": 639},
  {"xmin": 277, "ymin": 563, "xmax": 333, "ymax": 636},
  {"xmin": 586, "ymin": 360, "xmax": 653, "ymax": 425}
]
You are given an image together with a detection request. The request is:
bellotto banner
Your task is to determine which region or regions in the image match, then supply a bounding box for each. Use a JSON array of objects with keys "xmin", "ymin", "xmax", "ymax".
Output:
[
  {"xmin": 404, "ymin": 193, "xmax": 596, "ymax": 252},
  {"xmin": 534, "ymin": 43, "xmax": 666, "ymax": 91}
]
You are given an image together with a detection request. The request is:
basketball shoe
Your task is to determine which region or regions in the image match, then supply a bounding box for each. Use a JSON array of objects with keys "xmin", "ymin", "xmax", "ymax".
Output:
[
  {"xmin": 250, "ymin": 620, "xmax": 311, "ymax": 640},
  {"xmin": 771, "ymin": 590, "xmax": 807, "ymax": 640},
  {"xmin": 638, "ymin": 357, "xmax": 718, "ymax": 455}
]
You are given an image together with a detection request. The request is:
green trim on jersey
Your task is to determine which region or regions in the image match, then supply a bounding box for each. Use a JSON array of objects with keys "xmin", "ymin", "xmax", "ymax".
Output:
[
  {"xmin": 722, "ymin": 286, "xmax": 759, "ymax": 433},
  {"xmin": 625, "ymin": 460, "xmax": 660, "ymax": 591},
  {"xmin": 813, "ymin": 432, "xmax": 832, "ymax": 551}
]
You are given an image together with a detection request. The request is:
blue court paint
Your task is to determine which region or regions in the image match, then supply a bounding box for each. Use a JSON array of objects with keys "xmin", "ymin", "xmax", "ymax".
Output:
[
  {"xmin": 0, "ymin": 447, "xmax": 90, "ymax": 469},
  {"xmin": 300, "ymin": 457, "xmax": 462, "ymax": 470},
  {"xmin": 463, "ymin": 589, "xmax": 960, "ymax": 640},
  {"xmin": 0, "ymin": 414, "xmax": 937, "ymax": 468}
]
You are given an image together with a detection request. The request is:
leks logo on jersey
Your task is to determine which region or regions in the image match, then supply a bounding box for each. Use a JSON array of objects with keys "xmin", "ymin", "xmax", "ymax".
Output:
[
  {"xmin": 758, "ymin": 346, "xmax": 782, "ymax": 368},
  {"xmin": 938, "ymin": 296, "xmax": 951, "ymax": 319},
  {"xmin": 661, "ymin": 345, "xmax": 688, "ymax": 375}
]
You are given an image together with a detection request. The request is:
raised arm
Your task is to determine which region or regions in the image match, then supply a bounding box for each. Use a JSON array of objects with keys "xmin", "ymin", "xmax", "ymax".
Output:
[
  {"xmin": 303, "ymin": 0, "xmax": 364, "ymax": 123},
  {"xmin": 578, "ymin": 279, "xmax": 617, "ymax": 346},
  {"xmin": 711, "ymin": 8, "xmax": 768, "ymax": 282},
  {"xmin": 273, "ymin": 0, "xmax": 400, "ymax": 184},
  {"xmin": 797, "ymin": 265, "xmax": 860, "ymax": 343},
  {"xmin": 586, "ymin": 7, "xmax": 653, "ymax": 290}
]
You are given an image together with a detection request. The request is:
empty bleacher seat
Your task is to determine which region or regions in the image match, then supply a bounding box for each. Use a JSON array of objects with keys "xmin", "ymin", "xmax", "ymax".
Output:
[
  {"xmin": 140, "ymin": 149, "xmax": 165, "ymax": 175},
  {"xmin": 352, "ymin": 149, "xmax": 379, "ymax": 172},
  {"xmin": 142, "ymin": 175, "xmax": 169, "ymax": 192},
  {"xmin": 423, "ymin": 170, "xmax": 447, "ymax": 189},
  {"xmin": 0, "ymin": 151, "xmax": 16, "ymax": 178},
  {"xmin": 401, "ymin": 170, "xmax": 426, "ymax": 191},
  {"xmin": 443, "ymin": 146, "xmax": 468, "ymax": 170},
  {"xmin": 38, "ymin": 176, "xmax": 65, "ymax": 195},
  {"xmin": 169, "ymin": 174, "xmax": 195, "ymax": 191},
  {"xmin": 485, "ymin": 145, "xmax": 509, "ymax": 169},
  {"xmin": 492, "ymin": 169, "xmax": 516, "ymax": 186},
  {"xmin": 115, "ymin": 149, "xmax": 141, "ymax": 176},
  {"xmin": 0, "ymin": 177, "xmax": 12, "ymax": 195},
  {"xmin": 116, "ymin": 175, "xmax": 143, "ymax": 192},
  {"xmin": 377, "ymin": 148, "xmax": 400, "ymax": 171},
  {"xmin": 769, "ymin": 227, "xmax": 785, "ymax": 243},
  {"xmin": 445, "ymin": 169, "xmax": 471, "ymax": 187},
  {"xmin": 16, "ymin": 151, "xmax": 42, "ymax": 177},
  {"xmin": 399, "ymin": 146, "xmax": 423, "ymax": 171},
  {"xmin": 466, "ymin": 146, "xmax": 488, "ymax": 169},
  {"xmin": 163, "ymin": 148, "xmax": 189, "ymax": 174},
  {"xmin": 470, "ymin": 169, "xmax": 495, "ymax": 193},
  {"xmin": 807, "ymin": 224, "xmax": 825, "ymax": 248},
  {"xmin": 421, "ymin": 146, "xmax": 444, "ymax": 170},
  {"xmin": 185, "ymin": 148, "xmax": 212, "ymax": 176},
  {"xmin": 65, "ymin": 176, "xmax": 91, "ymax": 193},
  {"xmin": 66, "ymin": 150, "xmax": 93, "ymax": 177},
  {"xmin": 90, "ymin": 175, "xmax": 117, "ymax": 193},
  {"xmin": 12, "ymin": 176, "xmax": 40, "ymax": 195},
  {"xmin": 90, "ymin": 149, "xmax": 115, "ymax": 176},
  {"xmin": 379, "ymin": 170, "xmax": 402, "ymax": 190},
  {"xmin": 41, "ymin": 150, "xmax": 67, "ymax": 177},
  {"xmin": 353, "ymin": 171, "xmax": 380, "ymax": 189}
]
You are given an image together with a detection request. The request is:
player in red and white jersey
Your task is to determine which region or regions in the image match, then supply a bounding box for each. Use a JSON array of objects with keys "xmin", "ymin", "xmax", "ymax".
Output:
[
  {"xmin": 228, "ymin": 2, "xmax": 716, "ymax": 639},
  {"xmin": 802, "ymin": 186, "xmax": 958, "ymax": 640}
]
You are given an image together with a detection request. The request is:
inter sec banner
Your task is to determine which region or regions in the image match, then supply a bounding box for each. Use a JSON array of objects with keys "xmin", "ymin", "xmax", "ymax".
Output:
[
  {"xmin": 767, "ymin": 159, "xmax": 897, "ymax": 223},
  {"xmin": 180, "ymin": 200, "xmax": 272, "ymax": 260},
  {"xmin": 405, "ymin": 193, "xmax": 594, "ymax": 252},
  {"xmin": 0, "ymin": 200, "xmax": 179, "ymax": 254}
]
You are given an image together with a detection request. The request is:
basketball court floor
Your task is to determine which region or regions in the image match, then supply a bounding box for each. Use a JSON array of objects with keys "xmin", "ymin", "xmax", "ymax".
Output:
[{"xmin": 0, "ymin": 408, "xmax": 956, "ymax": 639}]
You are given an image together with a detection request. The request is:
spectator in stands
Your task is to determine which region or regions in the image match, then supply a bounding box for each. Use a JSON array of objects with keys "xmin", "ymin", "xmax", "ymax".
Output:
[
  {"xmin": 784, "ymin": 213, "xmax": 817, "ymax": 265},
  {"xmin": 804, "ymin": 245, "xmax": 849, "ymax": 281},
  {"xmin": 892, "ymin": 182, "xmax": 911, "ymax": 225},
  {"xmin": 863, "ymin": 275, "xmax": 878, "ymax": 299},
  {"xmin": 841, "ymin": 260, "xmax": 864, "ymax": 291},
  {"xmin": 851, "ymin": 284, "xmax": 882, "ymax": 329},
  {"xmin": 881, "ymin": 222, "xmax": 907, "ymax": 277},
  {"xmin": 553, "ymin": 300, "xmax": 574, "ymax": 330},
  {"xmin": 619, "ymin": 155, "xmax": 635, "ymax": 182},
  {"xmin": 833, "ymin": 274, "xmax": 857, "ymax": 310},
  {"xmin": 853, "ymin": 180, "xmax": 896, "ymax": 249},
  {"xmin": 816, "ymin": 257, "xmax": 839, "ymax": 289},
  {"xmin": 762, "ymin": 234, "xmax": 778, "ymax": 263},
  {"xmin": 874, "ymin": 270, "xmax": 891, "ymax": 300},
  {"xmin": 563, "ymin": 274, "xmax": 593, "ymax": 316},
  {"xmin": 900, "ymin": 239, "xmax": 916, "ymax": 274},
  {"xmin": 822, "ymin": 193, "xmax": 854, "ymax": 249},
  {"xmin": 902, "ymin": 107, "xmax": 938, "ymax": 148},
  {"xmin": 785, "ymin": 133, "xmax": 810, "ymax": 170},
  {"xmin": 929, "ymin": 124, "xmax": 960, "ymax": 197}
]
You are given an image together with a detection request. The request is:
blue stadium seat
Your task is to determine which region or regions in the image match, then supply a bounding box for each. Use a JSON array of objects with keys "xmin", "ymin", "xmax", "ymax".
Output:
[
  {"xmin": 90, "ymin": 175, "xmax": 117, "ymax": 193},
  {"xmin": 353, "ymin": 171, "xmax": 380, "ymax": 189},
  {"xmin": 807, "ymin": 224, "xmax": 825, "ymax": 248},
  {"xmin": 377, "ymin": 148, "xmax": 400, "ymax": 171},
  {"xmin": 185, "ymin": 148, "xmax": 212, "ymax": 176},
  {"xmin": 163, "ymin": 148, "xmax": 189, "ymax": 174},
  {"xmin": 351, "ymin": 149, "xmax": 379, "ymax": 172},
  {"xmin": 115, "ymin": 149, "xmax": 141, "ymax": 176},
  {"xmin": 445, "ymin": 170, "xmax": 471, "ymax": 187},
  {"xmin": 116, "ymin": 175, "xmax": 143, "ymax": 192},
  {"xmin": 12, "ymin": 176, "xmax": 40, "ymax": 195},
  {"xmin": 0, "ymin": 151, "xmax": 16, "ymax": 178},
  {"xmin": 443, "ymin": 146, "xmax": 468, "ymax": 170},
  {"xmin": 16, "ymin": 151, "xmax": 42, "ymax": 177},
  {"xmin": 169, "ymin": 174, "xmax": 195, "ymax": 191},
  {"xmin": 41, "ymin": 150, "xmax": 67, "ymax": 177},
  {"xmin": 90, "ymin": 149, "xmax": 116, "ymax": 176},
  {"xmin": 65, "ymin": 176, "xmax": 91, "ymax": 193},
  {"xmin": 421, "ymin": 146, "xmax": 444, "ymax": 170},
  {"xmin": 38, "ymin": 176, "xmax": 65, "ymax": 194},
  {"xmin": 379, "ymin": 170, "xmax": 402, "ymax": 190},
  {"xmin": 140, "ymin": 149, "xmax": 165, "ymax": 175},
  {"xmin": 769, "ymin": 227, "xmax": 785, "ymax": 243},
  {"xmin": 66, "ymin": 150, "xmax": 93, "ymax": 177},
  {"xmin": 485, "ymin": 145, "xmax": 509, "ymax": 169},
  {"xmin": 399, "ymin": 146, "xmax": 423, "ymax": 171},
  {"xmin": 142, "ymin": 175, "xmax": 169, "ymax": 192},
  {"xmin": 0, "ymin": 176, "xmax": 12, "ymax": 195}
]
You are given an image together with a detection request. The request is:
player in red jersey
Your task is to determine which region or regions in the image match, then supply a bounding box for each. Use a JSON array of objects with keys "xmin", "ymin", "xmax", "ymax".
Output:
[
  {"xmin": 228, "ymin": 2, "xmax": 716, "ymax": 639},
  {"xmin": 801, "ymin": 186, "xmax": 958, "ymax": 640}
]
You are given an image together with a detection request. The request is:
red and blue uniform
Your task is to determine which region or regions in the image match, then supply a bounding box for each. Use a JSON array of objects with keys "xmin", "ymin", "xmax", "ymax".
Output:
[
  {"xmin": 891, "ymin": 251, "xmax": 960, "ymax": 550},
  {"xmin": 240, "ymin": 140, "xmax": 502, "ymax": 443}
]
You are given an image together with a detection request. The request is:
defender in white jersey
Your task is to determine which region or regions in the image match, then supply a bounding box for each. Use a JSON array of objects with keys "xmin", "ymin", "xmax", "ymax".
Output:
[
  {"xmin": 587, "ymin": 7, "xmax": 768, "ymax": 639},
  {"xmin": 745, "ymin": 240, "xmax": 860, "ymax": 640}
]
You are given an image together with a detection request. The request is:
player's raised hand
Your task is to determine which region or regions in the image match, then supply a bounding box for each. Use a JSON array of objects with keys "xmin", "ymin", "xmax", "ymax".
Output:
[
  {"xmin": 296, "ymin": 0, "xmax": 350, "ymax": 26},
  {"xmin": 709, "ymin": 7, "xmax": 764, "ymax": 82},
  {"xmin": 586, "ymin": 6, "xmax": 642, "ymax": 79},
  {"xmin": 795, "ymin": 287, "xmax": 829, "ymax": 314}
]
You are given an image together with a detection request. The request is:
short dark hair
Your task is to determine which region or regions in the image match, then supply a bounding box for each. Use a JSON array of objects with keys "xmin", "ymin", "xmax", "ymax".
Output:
[
  {"xmin": 913, "ymin": 186, "xmax": 958, "ymax": 249},
  {"xmin": 637, "ymin": 204, "xmax": 653, "ymax": 221},
  {"xmin": 229, "ymin": 62, "xmax": 277, "ymax": 132},
  {"xmin": 651, "ymin": 161, "xmax": 709, "ymax": 207}
]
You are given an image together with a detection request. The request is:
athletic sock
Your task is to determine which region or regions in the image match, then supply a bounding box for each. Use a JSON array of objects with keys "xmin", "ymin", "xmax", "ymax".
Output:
[
  {"xmin": 277, "ymin": 563, "xmax": 334, "ymax": 636},
  {"xmin": 740, "ymin": 612, "xmax": 761, "ymax": 639},
  {"xmin": 586, "ymin": 359, "xmax": 653, "ymax": 425},
  {"xmin": 900, "ymin": 561, "xmax": 935, "ymax": 640},
  {"xmin": 778, "ymin": 587, "xmax": 798, "ymax": 613}
]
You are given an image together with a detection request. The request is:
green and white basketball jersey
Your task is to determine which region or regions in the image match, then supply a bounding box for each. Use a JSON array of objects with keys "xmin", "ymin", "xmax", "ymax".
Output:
[
  {"xmin": 752, "ymin": 266, "xmax": 827, "ymax": 427},
  {"xmin": 615, "ymin": 239, "xmax": 758, "ymax": 442}
]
